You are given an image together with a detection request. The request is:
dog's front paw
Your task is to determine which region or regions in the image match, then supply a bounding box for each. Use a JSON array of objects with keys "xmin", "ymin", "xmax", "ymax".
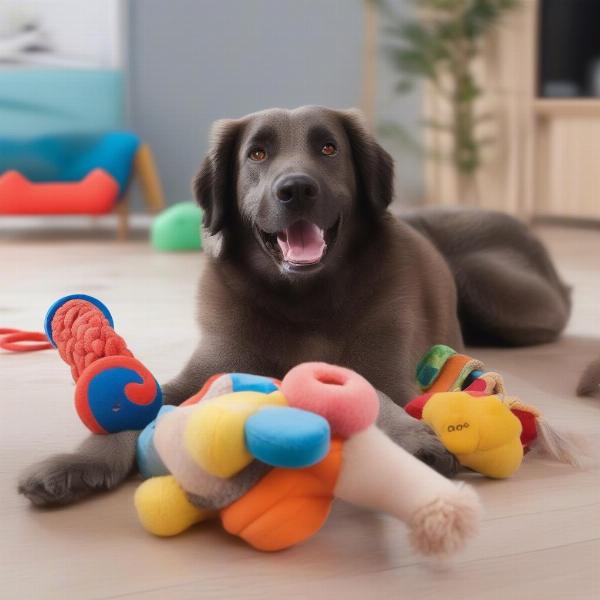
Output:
[
  {"xmin": 376, "ymin": 390, "xmax": 460, "ymax": 478},
  {"xmin": 18, "ymin": 454, "xmax": 117, "ymax": 507},
  {"xmin": 413, "ymin": 430, "xmax": 460, "ymax": 479},
  {"xmin": 396, "ymin": 420, "xmax": 459, "ymax": 478}
]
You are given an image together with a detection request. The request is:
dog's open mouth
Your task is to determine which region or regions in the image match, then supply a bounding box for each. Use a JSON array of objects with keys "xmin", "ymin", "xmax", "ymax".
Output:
[{"xmin": 257, "ymin": 218, "xmax": 340, "ymax": 270}]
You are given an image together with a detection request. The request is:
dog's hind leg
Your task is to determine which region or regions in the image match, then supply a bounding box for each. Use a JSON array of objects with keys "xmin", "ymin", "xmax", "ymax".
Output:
[
  {"xmin": 454, "ymin": 247, "xmax": 571, "ymax": 346},
  {"xmin": 405, "ymin": 208, "xmax": 571, "ymax": 346},
  {"xmin": 18, "ymin": 430, "xmax": 138, "ymax": 507}
]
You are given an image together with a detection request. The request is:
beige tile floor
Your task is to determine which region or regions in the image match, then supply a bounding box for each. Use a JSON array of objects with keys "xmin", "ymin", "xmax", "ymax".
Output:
[{"xmin": 1, "ymin": 224, "xmax": 599, "ymax": 600}]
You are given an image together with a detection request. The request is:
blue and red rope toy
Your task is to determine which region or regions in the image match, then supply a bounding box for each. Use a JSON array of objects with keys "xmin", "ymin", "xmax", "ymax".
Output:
[{"xmin": 44, "ymin": 294, "xmax": 162, "ymax": 434}]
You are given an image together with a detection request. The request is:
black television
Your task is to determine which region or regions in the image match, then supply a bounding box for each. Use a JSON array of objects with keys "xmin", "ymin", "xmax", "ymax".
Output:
[{"xmin": 538, "ymin": 0, "xmax": 600, "ymax": 98}]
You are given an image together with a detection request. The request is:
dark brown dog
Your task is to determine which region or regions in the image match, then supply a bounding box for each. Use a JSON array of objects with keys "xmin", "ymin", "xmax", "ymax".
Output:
[{"xmin": 19, "ymin": 107, "xmax": 571, "ymax": 507}]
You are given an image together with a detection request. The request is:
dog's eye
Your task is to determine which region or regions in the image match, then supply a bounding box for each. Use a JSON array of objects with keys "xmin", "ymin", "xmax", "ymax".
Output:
[
  {"xmin": 249, "ymin": 147, "xmax": 267, "ymax": 162},
  {"xmin": 321, "ymin": 143, "xmax": 337, "ymax": 156}
]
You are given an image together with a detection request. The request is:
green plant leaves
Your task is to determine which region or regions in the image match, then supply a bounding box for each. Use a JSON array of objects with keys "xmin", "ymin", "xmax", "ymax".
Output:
[{"xmin": 378, "ymin": 0, "xmax": 519, "ymax": 175}]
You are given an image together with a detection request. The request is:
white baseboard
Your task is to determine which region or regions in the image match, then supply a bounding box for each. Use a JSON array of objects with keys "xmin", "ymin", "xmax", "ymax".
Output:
[{"xmin": 0, "ymin": 213, "xmax": 154, "ymax": 233}]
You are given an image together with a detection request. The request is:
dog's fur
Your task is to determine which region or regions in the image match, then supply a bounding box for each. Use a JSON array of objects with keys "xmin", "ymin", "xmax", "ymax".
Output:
[{"xmin": 19, "ymin": 107, "xmax": 571, "ymax": 507}]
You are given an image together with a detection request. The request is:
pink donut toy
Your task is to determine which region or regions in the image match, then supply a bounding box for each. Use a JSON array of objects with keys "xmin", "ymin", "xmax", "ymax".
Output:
[{"xmin": 281, "ymin": 362, "xmax": 379, "ymax": 437}]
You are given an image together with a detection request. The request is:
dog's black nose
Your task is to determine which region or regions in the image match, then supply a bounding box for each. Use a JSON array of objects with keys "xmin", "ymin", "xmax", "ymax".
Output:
[{"xmin": 275, "ymin": 174, "xmax": 319, "ymax": 207}]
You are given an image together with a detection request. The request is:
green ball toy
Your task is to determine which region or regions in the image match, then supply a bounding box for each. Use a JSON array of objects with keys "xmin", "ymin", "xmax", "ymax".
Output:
[{"xmin": 151, "ymin": 201, "xmax": 203, "ymax": 252}]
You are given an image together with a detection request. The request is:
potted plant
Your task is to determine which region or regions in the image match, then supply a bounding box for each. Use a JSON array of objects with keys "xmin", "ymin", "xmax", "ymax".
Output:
[{"xmin": 374, "ymin": 0, "xmax": 519, "ymax": 203}]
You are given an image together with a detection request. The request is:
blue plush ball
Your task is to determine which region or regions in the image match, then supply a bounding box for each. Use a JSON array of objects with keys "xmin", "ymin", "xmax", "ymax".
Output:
[{"xmin": 245, "ymin": 406, "xmax": 331, "ymax": 468}]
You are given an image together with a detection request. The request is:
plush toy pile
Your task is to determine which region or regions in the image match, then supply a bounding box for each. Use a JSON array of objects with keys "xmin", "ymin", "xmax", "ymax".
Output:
[
  {"xmin": 38, "ymin": 294, "xmax": 582, "ymax": 555},
  {"xmin": 133, "ymin": 363, "xmax": 481, "ymax": 554}
]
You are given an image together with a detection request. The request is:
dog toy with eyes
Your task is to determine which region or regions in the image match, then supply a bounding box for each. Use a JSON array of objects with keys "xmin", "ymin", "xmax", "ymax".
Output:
[
  {"xmin": 406, "ymin": 345, "xmax": 584, "ymax": 478},
  {"xmin": 134, "ymin": 363, "xmax": 482, "ymax": 555}
]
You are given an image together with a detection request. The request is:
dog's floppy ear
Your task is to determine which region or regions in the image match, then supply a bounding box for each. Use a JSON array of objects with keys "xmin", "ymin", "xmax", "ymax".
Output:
[
  {"xmin": 193, "ymin": 118, "xmax": 245, "ymax": 235},
  {"xmin": 339, "ymin": 109, "xmax": 394, "ymax": 216}
]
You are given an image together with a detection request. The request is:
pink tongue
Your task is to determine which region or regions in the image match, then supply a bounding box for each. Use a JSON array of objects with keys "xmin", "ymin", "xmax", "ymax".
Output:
[{"xmin": 277, "ymin": 221, "xmax": 326, "ymax": 264}]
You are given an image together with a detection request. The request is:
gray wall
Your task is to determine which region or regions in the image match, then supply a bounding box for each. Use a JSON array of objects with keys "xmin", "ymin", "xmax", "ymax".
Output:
[
  {"xmin": 375, "ymin": 0, "xmax": 423, "ymax": 205},
  {"xmin": 127, "ymin": 0, "xmax": 364, "ymax": 205}
]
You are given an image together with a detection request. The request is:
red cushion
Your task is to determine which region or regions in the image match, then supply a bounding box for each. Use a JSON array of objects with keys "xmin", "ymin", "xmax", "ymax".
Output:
[{"xmin": 0, "ymin": 169, "xmax": 119, "ymax": 215}]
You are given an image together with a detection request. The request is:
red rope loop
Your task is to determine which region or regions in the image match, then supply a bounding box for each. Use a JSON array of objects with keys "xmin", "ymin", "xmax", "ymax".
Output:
[
  {"xmin": 0, "ymin": 329, "xmax": 53, "ymax": 352},
  {"xmin": 51, "ymin": 299, "xmax": 132, "ymax": 381}
]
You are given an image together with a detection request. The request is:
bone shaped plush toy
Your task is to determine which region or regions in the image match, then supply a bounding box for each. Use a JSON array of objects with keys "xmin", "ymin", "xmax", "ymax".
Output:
[{"xmin": 134, "ymin": 363, "xmax": 482, "ymax": 555}]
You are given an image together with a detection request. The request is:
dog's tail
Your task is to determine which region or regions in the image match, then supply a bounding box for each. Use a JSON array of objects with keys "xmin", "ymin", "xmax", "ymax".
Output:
[{"xmin": 577, "ymin": 355, "xmax": 600, "ymax": 397}]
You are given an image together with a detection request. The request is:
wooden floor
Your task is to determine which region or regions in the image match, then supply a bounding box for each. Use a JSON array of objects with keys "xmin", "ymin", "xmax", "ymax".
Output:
[{"xmin": 1, "ymin": 224, "xmax": 599, "ymax": 600}]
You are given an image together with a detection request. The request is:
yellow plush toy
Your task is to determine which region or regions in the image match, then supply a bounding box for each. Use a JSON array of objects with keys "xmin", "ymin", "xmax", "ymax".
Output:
[
  {"xmin": 408, "ymin": 344, "xmax": 584, "ymax": 479},
  {"xmin": 421, "ymin": 392, "xmax": 524, "ymax": 479}
]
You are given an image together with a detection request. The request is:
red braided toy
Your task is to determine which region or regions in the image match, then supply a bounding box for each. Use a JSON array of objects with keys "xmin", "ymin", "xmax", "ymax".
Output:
[
  {"xmin": 44, "ymin": 294, "xmax": 162, "ymax": 434},
  {"xmin": 51, "ymin": 299, "xmax": 133, "ymax": 381}
]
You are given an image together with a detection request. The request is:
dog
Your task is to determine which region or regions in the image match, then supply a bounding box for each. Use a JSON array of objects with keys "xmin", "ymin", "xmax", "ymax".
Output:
[{"xmin": 18, "ymin": 106, "xmax": 571, "ymax": 507}]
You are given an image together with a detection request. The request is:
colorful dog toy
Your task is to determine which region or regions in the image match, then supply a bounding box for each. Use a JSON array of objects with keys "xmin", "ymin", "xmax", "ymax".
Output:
[
  {"xmin": 44, "ymin": 294, "xmax": 162, "ymax": 434},
  {"xmin": 151, "ymin": 201, "xmax": 203, "ymax": 252},
  {"xmin": 409, "ymin": 391, "xmax": 528, "ymax": 478},
  {"xmin": 133, "ymin": 363, "xmax": 482, "ymax": 555},
  {"xmin": 406, "ymin": 345, "xmax": 577, "ymax": 478}
]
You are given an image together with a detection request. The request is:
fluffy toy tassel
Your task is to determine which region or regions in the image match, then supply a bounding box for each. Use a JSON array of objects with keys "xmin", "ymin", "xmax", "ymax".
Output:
[
  {"xmin": 334, "ymin": 426, "xmax": 481, "ymax": 557},
  {"xmin": 534, "ymin": 418, "xmax": 595, "ymax": 469}
]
